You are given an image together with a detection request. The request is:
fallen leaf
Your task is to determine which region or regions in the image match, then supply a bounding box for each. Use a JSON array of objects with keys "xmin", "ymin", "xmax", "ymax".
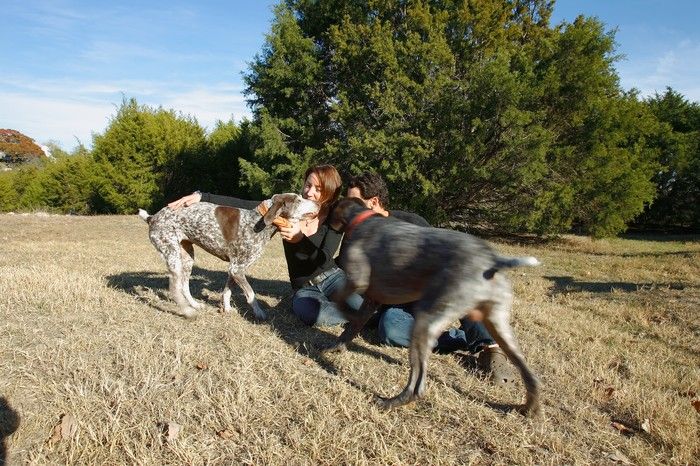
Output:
[
  {"xmin": 302, "ymin": 358, "xmax": 313, "ymax": 366},
  {"xmin": 640, "ymin": 418, "xmax": 651, "ymax": 433},
  {"xmin": 48, "ymin": 413, "xmax": 77, "ymax": 444},
  {"xmin": 166, "ymin": 422, "xmax": 181, "ymax": 443},
  {"xmin": 611, "ymin": 421, "xmax": 634, "ymax": 436},
  {"xmin": 217, "ymin": 429, "xmax": 235, "ymax": 439},
  {"xmin": 61, "ymin": 414, "xmax": 78, "ymax": 439},
  {"xmin": 49, "ymin": 425, "xmax": 62, "ymax": 444},
  {"xmin": 692, "ymin": 398, "xmax": 700, "ymax": 413},
  {"xmin": 606, "ymin": 449, "xmax": 633, "ymax": 464},
  {"xmin": 196, "ymin": 362, "xmax": 208, "ymax": 371}
]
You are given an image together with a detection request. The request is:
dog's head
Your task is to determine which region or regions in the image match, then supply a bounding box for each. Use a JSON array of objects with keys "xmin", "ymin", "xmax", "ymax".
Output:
[
  {"xmin": 329, "ymin": 197, "xmax": 370, "ymax": 232},
  {"xmin": 263, "ymin": 193, "xmax": 320, "ymax": 227}
]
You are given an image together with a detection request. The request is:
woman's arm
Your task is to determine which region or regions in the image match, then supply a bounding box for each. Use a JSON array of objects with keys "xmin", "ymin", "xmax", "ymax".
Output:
[
  {"xmin": 167, "ymin": 191, "xmax": 201, "ymax": 209},
  {"xmin": 168, "ymin": 191, "xmax": 260, "ymax": 210}
]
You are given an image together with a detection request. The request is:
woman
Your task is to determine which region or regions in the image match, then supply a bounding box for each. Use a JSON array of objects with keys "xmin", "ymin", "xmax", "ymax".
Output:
[{"xmin": 168, "ymin": 164, "xmax": 362, "ymax": 326}]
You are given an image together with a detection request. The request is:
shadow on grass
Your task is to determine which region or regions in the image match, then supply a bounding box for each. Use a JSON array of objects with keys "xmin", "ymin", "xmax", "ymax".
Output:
[
  {"xmin": 557, "ymin": 249, "xmax": 700, "ymax": 258},
  {"xmin": 106, "ymin": 267, "xmax": 291, "ymax": 316},
  {"xmin": 621, "ymin": 232, "xmax": 700, "ymax": 243},
  {"xmin": 0, "ymin": 397, "xmax": 20, "ymax": 466},
  {"xmin": 447, "ymin": 353, "xmax": 529, "ymax": 415},
  {"xmin": 546, "ymin": 276, "xmax": 700, "ymax": 357},
  {"xmin": 106, "ymin": 267, "xmax": 403, "ymax": 396},
  {"xmin": 107, "ymin": 267, "xmax": 289, "ymax": 299},
  {"xmin": 545, "ymin": 276, "xmax": 688, "ymax": 294},
  {"xmin": 264, "ymin": 304, "xmax": 404, "ymax": 386},
  {"xmin": 107, "ymin": 268, "xmax": 519, "ymax": 413}
]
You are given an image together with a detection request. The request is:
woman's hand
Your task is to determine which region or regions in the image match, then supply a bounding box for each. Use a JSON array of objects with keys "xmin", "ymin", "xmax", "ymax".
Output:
[
  {"xmin": 168, "ymin": 191, "xmax": 202, "ymax": 210},
  {"xmin": 279, "ymin": 220, "xmax": 304, "ymax": 243}
]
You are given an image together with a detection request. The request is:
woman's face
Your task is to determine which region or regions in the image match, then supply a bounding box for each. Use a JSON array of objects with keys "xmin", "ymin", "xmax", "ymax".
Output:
[{"xmin": 303, "ymin": 173, "xmax": 323, "ymax": 202}]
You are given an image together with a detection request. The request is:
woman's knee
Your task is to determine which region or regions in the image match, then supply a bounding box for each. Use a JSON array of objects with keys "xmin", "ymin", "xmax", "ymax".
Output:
[{"xmin": 292, "ymin": 296, "xmax": 320, "ymax": 326}]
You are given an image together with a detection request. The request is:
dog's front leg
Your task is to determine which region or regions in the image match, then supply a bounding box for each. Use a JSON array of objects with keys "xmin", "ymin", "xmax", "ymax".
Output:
[
  {"xmin": 229, "ymin": 268, "xmax": 267, "ymax": 320},
  {"xmin": 321, "ymin": 299, "xmax": 379, "ymax": 353}
]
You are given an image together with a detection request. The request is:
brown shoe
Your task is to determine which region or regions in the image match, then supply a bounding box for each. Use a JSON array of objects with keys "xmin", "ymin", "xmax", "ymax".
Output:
[{"xmin": 476, "ymin": 346, "xmax": 517, "ymax": 387}]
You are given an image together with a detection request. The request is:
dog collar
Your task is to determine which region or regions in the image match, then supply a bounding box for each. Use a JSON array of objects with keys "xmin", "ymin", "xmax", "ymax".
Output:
[
  {"xmin": 256, "ymin": 200, "xmax": 292, "ymax": 229},
  {"xmin": 344, "ymin": 209, "xmax": 380, "ymax": 239}
]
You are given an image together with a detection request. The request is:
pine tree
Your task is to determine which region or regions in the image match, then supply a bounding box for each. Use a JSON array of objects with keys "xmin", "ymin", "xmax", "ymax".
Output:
[
  {"xmin": 242, "ymin": 0, "xmax": 660, "ymax": 235},
  {"xmin": 91, "ymin": 98, "xmax": 208, "ymax": 213}
]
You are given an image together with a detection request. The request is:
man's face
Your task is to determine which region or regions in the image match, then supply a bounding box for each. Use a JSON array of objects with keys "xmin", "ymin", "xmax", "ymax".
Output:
[{"xmin": 347, "ymin": 187, "xmax": 381, "ymax": 212}]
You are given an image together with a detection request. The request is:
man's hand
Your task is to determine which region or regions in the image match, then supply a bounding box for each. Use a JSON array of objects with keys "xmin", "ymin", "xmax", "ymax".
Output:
[
  {"xmin": 279, "ymin": 220, "xmax": 304, "ymax": 243},
  {"xmin": 168, "ymin": 192, "xmax": 202, "ymax": 210}
]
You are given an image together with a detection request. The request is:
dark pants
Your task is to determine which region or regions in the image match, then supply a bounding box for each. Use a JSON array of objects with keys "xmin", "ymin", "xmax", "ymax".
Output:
[{"xmin": 378, "ymin": 304, "xmax": 495, "ymax": 353}]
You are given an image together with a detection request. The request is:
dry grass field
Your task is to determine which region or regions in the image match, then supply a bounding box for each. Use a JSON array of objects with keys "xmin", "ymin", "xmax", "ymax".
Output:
[{"xmin": 1, "ymin": 213, "xmax": 698, "ymax": 465}]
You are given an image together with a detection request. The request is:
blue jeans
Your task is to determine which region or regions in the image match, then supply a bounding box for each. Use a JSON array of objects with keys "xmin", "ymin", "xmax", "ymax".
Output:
[
  {"xmin": 292, "ymin": 268, "xmax": 364, "ymax": 327},
  {"xmin": 378, "ymin": 304, "xmax": 495, "ymax": 353}
]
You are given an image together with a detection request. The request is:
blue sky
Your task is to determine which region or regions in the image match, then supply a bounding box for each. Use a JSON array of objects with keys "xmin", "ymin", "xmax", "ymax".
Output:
[{"xmin": 2, "ymin": 0, "xmax": 699, "ymax": 152}]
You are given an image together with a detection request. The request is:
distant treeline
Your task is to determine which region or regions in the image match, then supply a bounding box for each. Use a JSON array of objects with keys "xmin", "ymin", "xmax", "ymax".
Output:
[{"xmin": 1, "ymin": 0, "xmax": 698, "ymax": 236}]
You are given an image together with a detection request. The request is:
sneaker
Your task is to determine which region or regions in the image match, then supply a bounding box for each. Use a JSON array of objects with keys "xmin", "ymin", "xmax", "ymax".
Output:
[{"xmin": 476, "ymin": 346, "xmax": 517, "ymax": 387}]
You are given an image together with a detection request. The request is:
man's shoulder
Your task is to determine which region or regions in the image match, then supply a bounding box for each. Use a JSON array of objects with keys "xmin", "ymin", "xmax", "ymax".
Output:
[{"xmin": 388, "ymin": 210, "xmax": 431, "ymax": 227}]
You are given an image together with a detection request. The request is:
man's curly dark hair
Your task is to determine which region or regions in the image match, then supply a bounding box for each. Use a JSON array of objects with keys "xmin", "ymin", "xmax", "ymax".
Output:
[{"xmin": 347, "ymin": 171, "xmax": 389, "ymax": 208}]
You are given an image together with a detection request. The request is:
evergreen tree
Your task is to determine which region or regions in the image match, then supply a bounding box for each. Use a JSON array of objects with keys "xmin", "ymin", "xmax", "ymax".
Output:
[
  {"xmin": 207, "ymin": 119, "xmax": 255, "ymax": 198},
  {"xmin": 36, "ymin": 147, "xmax": 101, "ymax": 214},
  {"xmin": 0, "ymin": 171, "xmax": 18, "ymax": 212},
  {"xmin": 91, "ymin": 98, "xmax": 208, "ymax": 213},
  {"xmin": 639, "ymin": 88, "xmax": 700, "ymax": 230},
  {"xmin": 241, "ymin": 0, "xmax": 659, "ymax": 236}
]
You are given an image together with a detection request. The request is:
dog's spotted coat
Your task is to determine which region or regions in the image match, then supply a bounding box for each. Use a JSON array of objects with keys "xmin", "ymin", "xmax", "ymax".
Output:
[{"xmin": 139, "ymin": 193, "xmax": 319, "ymax": 319}]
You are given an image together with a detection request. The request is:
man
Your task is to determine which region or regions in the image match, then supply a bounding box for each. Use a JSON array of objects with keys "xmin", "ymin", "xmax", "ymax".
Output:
[{"xmin": 346, "ymin": 172, "xmax": 516, "ymax": 385}]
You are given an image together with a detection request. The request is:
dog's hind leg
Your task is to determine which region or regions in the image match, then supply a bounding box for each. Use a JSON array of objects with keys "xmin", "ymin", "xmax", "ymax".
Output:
[
  {"xmin": 378, "ymin": 306, "xmax": 454, "ymax": 409},
  {"xmin": 478, "ymin": 277, "xmax": 540, "ymax": 416},
  {"xmin": 222, "ymin": 275, "xmax": 235, "ymax": 313},
  {"xmin": 179, "ymin": 240, "xmax": 202, "ymax": 310},
  {"xmin": 161, "ymin": 242, "xmax": 198, "ymax": 319}
]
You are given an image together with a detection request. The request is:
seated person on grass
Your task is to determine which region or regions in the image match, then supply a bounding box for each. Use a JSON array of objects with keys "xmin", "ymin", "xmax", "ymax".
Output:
[{"xmin": 346, "ymin": 171, "xmax": 516, "ymax": 385}]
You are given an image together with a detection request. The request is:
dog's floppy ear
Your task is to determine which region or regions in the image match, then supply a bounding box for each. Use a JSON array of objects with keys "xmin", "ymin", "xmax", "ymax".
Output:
[
  {"xmin": 253, "ymin": 196, "xmax": 283, "ymax": 232},
  {"xmin": 263, "ymin": 195, "xmax": 284, "ymax": 226}
]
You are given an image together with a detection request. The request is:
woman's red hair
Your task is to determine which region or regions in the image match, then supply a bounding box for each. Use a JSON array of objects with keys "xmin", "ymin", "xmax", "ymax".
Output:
[{"xmin": 304, "ymin": 164, "xmax": 342, "ymax": 211}]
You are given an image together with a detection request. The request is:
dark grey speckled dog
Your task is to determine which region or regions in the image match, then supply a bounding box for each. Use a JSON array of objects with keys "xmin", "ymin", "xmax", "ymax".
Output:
[
  {"xmin": 138, "ymin": 193, "xmax": 319, "ymax": 320},
  {"xmin": 326, "ymin": 198, "xmax": 541, "ymax": 416}
]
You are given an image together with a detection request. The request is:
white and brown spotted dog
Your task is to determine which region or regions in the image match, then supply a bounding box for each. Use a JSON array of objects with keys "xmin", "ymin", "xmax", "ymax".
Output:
[{"xmin": 138, "ymin": 194, "xmax": 319, "ymax": 320}]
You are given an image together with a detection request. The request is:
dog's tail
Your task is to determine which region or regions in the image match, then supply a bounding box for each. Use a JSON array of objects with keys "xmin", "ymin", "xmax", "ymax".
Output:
[
  {"xmin": 137, "ymin": 208, "xmax": 151, "ymax": 223},
  {"xmin": 494, "ymin": 256, "xmax": 540, "ymax": 269},
  {"xmin": 484, "ymin": 255, "xmax": 540, "ymax": 279}
]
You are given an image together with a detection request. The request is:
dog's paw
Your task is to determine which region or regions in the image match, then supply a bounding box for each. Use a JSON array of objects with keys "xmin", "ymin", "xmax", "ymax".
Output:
[
  {"xmin": 518, "ymin": 400, "xmax": 541, "ymax": 418},
  {"xmin": 179, "ymin": 307, "xmax": 199, "ymax": 320},
  {"xmin": 375, "ymin": 391, "xmax": 416, "ymax": 410},
  {"xmin": 251, "ymin": 303, "xmax": 268, "ymax": 320},
  {"xmin": 318, "ymin": 341, "xmax": 347, "ymax": 354}
]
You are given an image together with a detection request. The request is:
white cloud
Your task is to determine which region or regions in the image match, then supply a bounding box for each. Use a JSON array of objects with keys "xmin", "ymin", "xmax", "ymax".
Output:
[
  {"xmin": 0, "ymin": 92, "xmax": 112, "ymax": 150},
  {"xmin": 618, "ymin": 38, "xmax": 700, "ymax": 101},
  {"xmin": 0, "ymin": 78, "xmax": 251, "ymax": 151},
  {"xmin": 158, "ymin": 85, "xmax": 250, "ymax": 131}
]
